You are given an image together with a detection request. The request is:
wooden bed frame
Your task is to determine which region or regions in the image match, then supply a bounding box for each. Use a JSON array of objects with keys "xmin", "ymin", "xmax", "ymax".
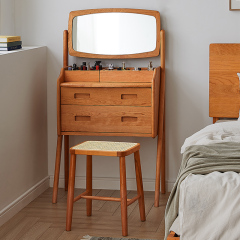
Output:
[{"xmin": 167, "ymin": 43, "xmax": 240, "ymax": 239}]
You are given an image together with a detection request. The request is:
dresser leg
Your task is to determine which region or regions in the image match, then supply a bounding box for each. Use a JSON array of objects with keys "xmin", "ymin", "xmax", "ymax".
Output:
[
  {"xmin": 52, "ymin": 135, "xmax": 63, "ymax": 203},
  {"xmin": 161, "ymin": 118, "xmax": 166, "ymax": 194},
  {"xmin": 64, "ymin": 135, "xmax": 69, "ymax": 191},
  {"xmin": 155, "ymin": 127, "xmax": 166, "ymax": 206},
  {"xmin": 155, "ymin": 136, "xmax": 161, "ymax": 207},
  {"xmin": 66, "ymin": 153, "xmax": 76, "ymax": 231}
]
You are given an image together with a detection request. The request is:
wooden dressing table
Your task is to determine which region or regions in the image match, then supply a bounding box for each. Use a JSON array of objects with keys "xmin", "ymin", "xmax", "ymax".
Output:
[{"xmin": 52, "ymin": 8, "xmax": 166, "ymax": 207}]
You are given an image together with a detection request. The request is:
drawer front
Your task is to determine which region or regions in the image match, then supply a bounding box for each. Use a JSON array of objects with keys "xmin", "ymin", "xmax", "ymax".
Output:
[
  {"xmin": 65, "ymin": 70, "xmax": 99, "ymax": 82},
  {"xmin": 100, "ymin": 70, "xmax": 154, "ymax": 83},
  {"xmin": 61, "ymin": 87, "xmax": 152, "ymax": 106},
  {"xmin": 61, "ymin": 105, "xmax": 152, "ymax": 134}
]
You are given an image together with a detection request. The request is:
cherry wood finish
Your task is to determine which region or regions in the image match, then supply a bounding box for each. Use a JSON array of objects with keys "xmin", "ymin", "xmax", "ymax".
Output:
[
  {"xmin": 209, "ymin": 44, "xmax": 240, "ymax": 119},
  {"xmin": 66, "ymin": 142, "xmax": 146, "ymax": 236},
  {"xmin": 134, "ymin": 151, "xmax": 146, "ymax": 222},
  {"xmin": 52, "ymin": 135, "xmax": 63, "ymax": 204},
  {"xmin": 53, "ymin": 12, "xmax": 166, "ymax": 206},
  {"xmin": 119, "ymin": 156, "xmax": 128, "ymax": 236},
  {"xmin": 61, "ymin": 81, "xmax": 152, "ymax": 88},
  {"xmin": 61, "ymin": 105, "xmax": 152, "ymax": 134},
  {"xmin": 63, "ymin": 30, "xmax": 68, "ymax": 68},
  {"xmin": 100, "ymin": 70, "xmax": 154, "ymax": 83},
  {"xmin": 68, "ymin": 8, "xmax": 160, "ymax": 59},
  {"xmin": 167, "ymin": 231, "xmax": 179, "ymax": 240},
  {"xmin": 61, "ymin": 87, "xmax": 152, "ymax": 106},
  {"xmin": 66, "ymin": 154, "xmax": 76, "ymax": 231},
  {"xmin": 65, "ymin": 70, "xmax": 99, "ymax": 82},
  {"xmin": 154, "ymin": 29, "xmax": 166, "ymax": 206},
  {"xmin": 86, "ymin": 155, "xmax": 92, "ymax": 216},
  {"xmin": 213, "ymin": 117, "xmax": 219, "ymax": 124},
  {"xmin": 64, "ymin": 135, "xmax": 69, "ymax": 191}
]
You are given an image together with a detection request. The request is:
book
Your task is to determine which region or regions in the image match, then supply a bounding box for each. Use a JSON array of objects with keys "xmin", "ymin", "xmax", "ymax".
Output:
[
  {"xmin": 0, "ymin": 36, "xmax": 21, "ymax": 43},
  {"xmin": 0, "ymin": 45, "xmax": 22, "ymax": 51},
  {"xmin": 0, "ymin": 41, "xmax": 22, "ymax": 47}
]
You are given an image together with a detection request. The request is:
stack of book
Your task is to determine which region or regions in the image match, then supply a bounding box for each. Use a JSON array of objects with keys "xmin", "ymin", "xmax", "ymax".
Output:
[{"xmin": 0, "ymin": 36, "xmax": 22, "ymax": 51}]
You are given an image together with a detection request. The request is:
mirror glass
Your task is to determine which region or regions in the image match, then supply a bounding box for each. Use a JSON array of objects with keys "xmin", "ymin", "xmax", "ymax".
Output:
[{"xmin": 72, "ymin": 13, "xmax": 157, "ymax": 55}]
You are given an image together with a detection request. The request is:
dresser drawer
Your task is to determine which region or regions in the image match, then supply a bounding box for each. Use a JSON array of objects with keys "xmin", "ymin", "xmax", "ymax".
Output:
[
  {"xmin": 100, "ymin": 70, "xmax": 154, "ymax": 83},
  {"xmin": 61, "ymin": 87, "xmax": 151, "ymax": 106},
  {"xmin": 61, "ymin": 105, "xmax": 152, "ymax": 134},
  {"xmin": 65, "ymin": 70, "xmax": 99, "ymax": 82}
]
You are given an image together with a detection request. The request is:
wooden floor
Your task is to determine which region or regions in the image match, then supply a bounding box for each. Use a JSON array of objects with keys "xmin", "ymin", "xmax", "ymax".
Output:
[{"xmin": 0, "ymin": 188, "xmax": 170, "ymax": 240}]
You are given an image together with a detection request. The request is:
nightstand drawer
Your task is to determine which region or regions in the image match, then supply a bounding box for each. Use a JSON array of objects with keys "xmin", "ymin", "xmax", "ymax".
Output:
[
  {"xmin": 61, "ymin": 105, "xmax": 152, "ymax": 134},
  {"xmin": 61, "ymin": 87, "xmax": 151, "ymax": 106}
]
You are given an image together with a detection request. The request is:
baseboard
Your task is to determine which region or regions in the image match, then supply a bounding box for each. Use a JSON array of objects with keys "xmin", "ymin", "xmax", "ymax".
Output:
[
  {"xmin": 49, "ymin": 175, "xmax": 175, "ymax": 192},
  {"xmin": 0, "ymin": 176, "xmax": 50, "ymax": 227}
]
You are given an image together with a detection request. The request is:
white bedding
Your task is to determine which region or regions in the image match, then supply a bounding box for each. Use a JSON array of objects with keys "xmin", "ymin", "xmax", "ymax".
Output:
[
  {"xmin": 181, "ymin": 121, "xmax": 240, "ymax": 153},
  {"xmin": 171, "ymin": 121, "xmax": 240, "ymax": 239},
  {"xmin": 174, "ymin": 172, "xmax": 240, "ymax": 239}
]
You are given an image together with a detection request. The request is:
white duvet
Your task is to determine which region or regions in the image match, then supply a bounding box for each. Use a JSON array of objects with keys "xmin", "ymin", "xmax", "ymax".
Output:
[
  {"xmin": 181, "ymin": 121, "xmax": 240, "ymax": 153},
  {"xmin": 171, "ymin": 121, "xmax": 240, "ymax": 239}
]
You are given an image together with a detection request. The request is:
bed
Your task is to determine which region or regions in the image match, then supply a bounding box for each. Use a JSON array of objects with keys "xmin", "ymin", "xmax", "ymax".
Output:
[{"xmin": 166, "ymin": 43, "xmax": 240, "ymax": 240}]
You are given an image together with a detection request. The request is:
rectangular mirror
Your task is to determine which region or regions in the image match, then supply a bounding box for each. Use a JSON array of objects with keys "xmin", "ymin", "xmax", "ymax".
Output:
[{"xmin": 68, "ymin": 9, "xmax": 160, "ymax": 59}]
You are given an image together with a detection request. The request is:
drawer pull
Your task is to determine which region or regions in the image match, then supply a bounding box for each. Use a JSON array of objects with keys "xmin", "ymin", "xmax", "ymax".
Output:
[
  {"xmin": 75, "ymin": 116, "xmax": 91, "ymax": 121},
  {"xmin": 121, "ymin": 94, "xmax": 137, "ymax": 99},
  {"xmin": 121, "ymin": 116, "xmax": 138, "ymax": 122},
  {"xmin": 74, "ymin": 93, "xmax": 90, "ymax": 99}
]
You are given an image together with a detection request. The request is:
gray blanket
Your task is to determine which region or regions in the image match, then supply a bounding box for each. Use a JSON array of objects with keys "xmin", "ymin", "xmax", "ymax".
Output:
[{"xmin": 164, "ymin": 142, "xmax": 240, "ymax": 240}]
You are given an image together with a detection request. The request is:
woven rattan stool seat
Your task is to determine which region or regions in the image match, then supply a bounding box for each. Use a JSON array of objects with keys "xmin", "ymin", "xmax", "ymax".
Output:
[{"xmin": 70, "ymin": 141, "xmax": 140, "ymax": 157}]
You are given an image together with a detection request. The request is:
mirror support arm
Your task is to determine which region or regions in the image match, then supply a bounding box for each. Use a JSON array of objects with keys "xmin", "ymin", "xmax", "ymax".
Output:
[
  {"xmin": 63, "ymin": 30, "xmax": 68, "ymax": 68},
  {"xmin": 155, "ymin": 29, "xmax": 166, "ymax": 207}
]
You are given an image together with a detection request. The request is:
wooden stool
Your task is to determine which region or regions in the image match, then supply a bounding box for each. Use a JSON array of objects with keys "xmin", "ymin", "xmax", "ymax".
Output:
[{"xmin": 66, "ymin": 141, "xmax": 146, "ymax": 236}]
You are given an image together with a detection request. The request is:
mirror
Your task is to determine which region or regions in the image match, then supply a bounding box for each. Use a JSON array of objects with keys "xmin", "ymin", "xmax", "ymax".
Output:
[{"xmin": 68, "ymin": 9, "xmax": 160, "ymax": 59}]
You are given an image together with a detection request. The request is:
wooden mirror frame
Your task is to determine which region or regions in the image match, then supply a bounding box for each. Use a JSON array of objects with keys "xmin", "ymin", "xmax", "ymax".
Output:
[{"xmin": 68, "ymin": 8, "xmax": 161, "ymax": 59}]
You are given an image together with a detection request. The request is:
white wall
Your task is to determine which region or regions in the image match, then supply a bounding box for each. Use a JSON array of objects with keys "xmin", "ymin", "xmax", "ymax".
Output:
[
  {"xmin": 14, "ymin": 0, "xmax": 240, "ymax": 191},
  {"xmin": 0, "ymin": 0, "xmax": 15, "ymax": 35},
  {"xmin": 0, "ymin": 47, "xmax": 48, "ymax": 224}
]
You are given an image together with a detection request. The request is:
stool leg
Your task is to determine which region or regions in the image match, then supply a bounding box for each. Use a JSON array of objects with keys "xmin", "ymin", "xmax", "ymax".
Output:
[
  {"xmin": 134, "ymin": 150, "xmax": 146, "ymax": 222},
  {"xmin": 86, "ymin": 155, "xmax": 92, "ymax": 216},
  {"xmin": 64, "ymin": 135, "xmax": 69, "ymax": 191},
  {"xmin": 52, "ymin": 135, "xmax": 63, "ymax": 204},
  {"xmin": 66, "ymin": 153, "xmax": 76, "ymax": 231},
  {"xmin": 119, "ymin": 156, "xmax": 128, "ymax": 236}
]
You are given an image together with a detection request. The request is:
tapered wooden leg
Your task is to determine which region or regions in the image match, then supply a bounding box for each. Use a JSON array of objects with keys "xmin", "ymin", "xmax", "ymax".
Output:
[
  {"xmin": 155, "ymin": 135, "xmax": 162, "ymax": 207},
  {"xmin": 52, "ymin": 135, "xmax": 63, "ymax": 204},
  {"xmin": 64, "ymin": 135, "xmax": 69, "ymax": 191},
  {"xmin": 155, "ymin": 110, "xmax": 166, "ymax": 207},
  {"xmin": 66, "ymin": 154, "xmax": 76, "ymax": 231},
  {"xmin": 213, "ymin": 117, "xmax": 219, "ymax": 124},
  {"xmin": 119, "ymin": 156, "xmax": 128, "ymax": 236},
  {"xmin": 86, "ymin": 155, "xmax": 92, "ymax": 216},
  {"xmin": 161, "ymin": 118, "xmax": 166, "ymax": 194},
  {"xmin": 134, "ymin": 150, "xmax": 146, "ymax": 221}
]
